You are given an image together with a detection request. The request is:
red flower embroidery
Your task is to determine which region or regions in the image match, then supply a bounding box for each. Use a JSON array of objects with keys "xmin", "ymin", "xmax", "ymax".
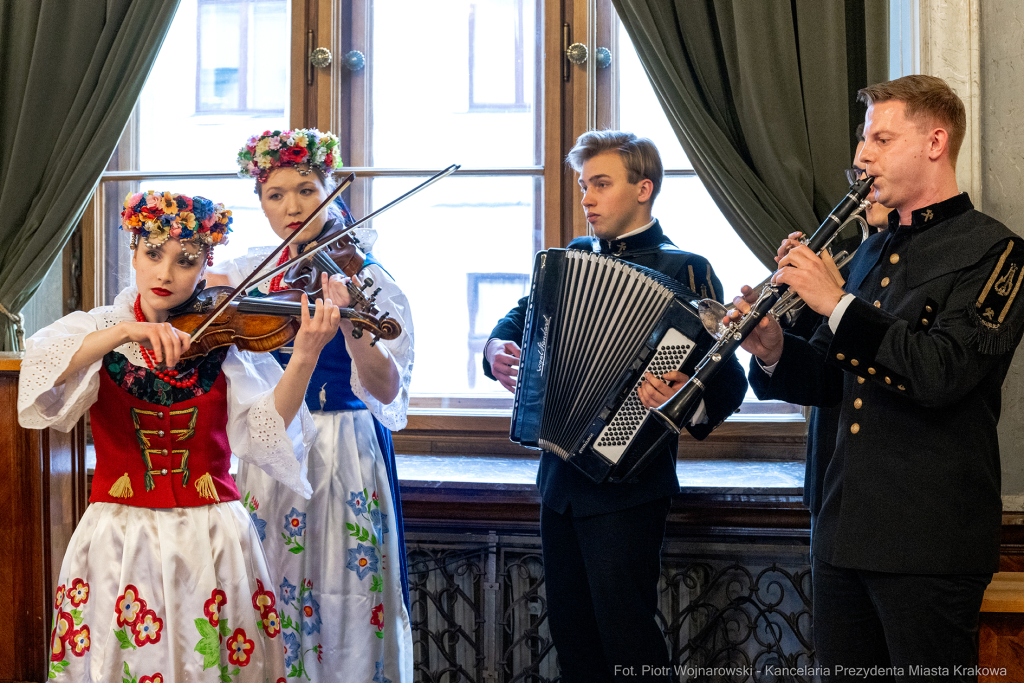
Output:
[
  {"xmin": 140, "ymin": 675, "xmax": 164, "ymax": 683},
  {"xmin": 204, "ymin": 588, "xmax": 227, "ymax": 627},
  {"xmin": 115, "ymin": 585, "xmax": 147, "ymax": 627},
  {"xmin": 226, "ymin": 628, "xmax": 255, "ymax": 666},
  {"xmin": 69, "ymin": 578, "xmax": 89, "ymax": 607},
  {"xmin": 53, "ymin": 584, "xmax": 66, "ymax": 610},
  {"xmin": 49, "ymin": 611, "xmax": 74, "ymax": 661},
  {"xmin": 68, "ymin": 626, "xmax": 91, "ymax": 656},
  {"xmin": 131, "ymin": 609, "xmax": 164, "ymax": 647},
  {"xmin": 371, "ymin": 602, "xmax": 384, "ymax": 631},
  {"xmin": 251, "ymin": 579, "xmax": 275, "ymax": 617},
  {"xmin": 263, "ymin": 608, "xmax": 281, "ymax": 638}
]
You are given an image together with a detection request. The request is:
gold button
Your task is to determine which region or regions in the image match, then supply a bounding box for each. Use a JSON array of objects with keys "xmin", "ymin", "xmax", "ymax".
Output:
[
  {"xmin": 160, "ymin": 468, "xmax": 168, "ymax": 475},
  {"xmin": 850, "ymin": 423, "xmax": 861, "ymax": 434},
  {"xmin": 162, "ymin": 449, "xmax": 168, "ymax": 455},
  {"xmin": 850, "ymin": 359, "xmax": 859, "ymax": 366},
  {"xmin": 857, "ymin": 376, "xmax": 866, "ymax": 384},
  {"xmin": 868, "ymin": 367, "xmax": 876, "ymax": 375},
  {"xmin": 157, "ymin": 412, "xmax": 164, "ymax": 419},
  {"xmin": 885, "ymin": 377, "xmax": 892, "ymax": 384},
  {"xmin": 854, "ymin": 398, "xmax": 863, "ymax": 409},
  {"xmin": 874, "ymin": 300, "xmax": 882, "ymax": 308},
  {"xmin": 921, "ymin": 318, "xmax": 929, "ymax": 325},
  {"xmin": 925, "ymin": 305, "xmax": 933, "ymax": 313},
  {"xmin": 881, "ymin": 277, "xmax": 890, "ymax": 287},
  {"xmin": 836, "ymin": 353, "xmax": 845, "ymax": 361},
  {"xmin": 157, "ymin": 430, "xmax": 165, "ymax": 438},
  {"xmin": 890, "ymin": 254, "xmax": 900, "ymax": 264}
]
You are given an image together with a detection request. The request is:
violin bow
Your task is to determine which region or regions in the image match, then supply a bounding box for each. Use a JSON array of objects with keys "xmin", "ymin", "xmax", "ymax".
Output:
[
  {"xmin": 187, "ymin": 172, "xmax": 355, "ymax": 343},
  {"xmin": 248, "ymin": 164, "xmax": 460, "ymax": 288}
]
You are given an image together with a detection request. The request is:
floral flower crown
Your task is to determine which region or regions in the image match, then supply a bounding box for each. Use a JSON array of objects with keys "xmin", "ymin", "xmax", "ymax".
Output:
[
  {"xmin": 236, "ymin": 128, "xmax": 342, "ymax": 184},
  {"xmin": 120, "ymin": 191, "xmax": 232, "ymax": 265}
]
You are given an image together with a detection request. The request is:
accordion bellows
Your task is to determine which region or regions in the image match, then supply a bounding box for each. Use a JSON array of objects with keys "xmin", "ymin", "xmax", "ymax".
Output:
[{"xmin": 511, "ymin": 249, "xmax": 714, "ymax": 483}]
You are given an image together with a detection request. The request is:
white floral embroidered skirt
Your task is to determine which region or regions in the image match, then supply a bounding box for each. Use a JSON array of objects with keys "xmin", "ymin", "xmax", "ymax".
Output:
[
  {"xmin": 236, "ymin": 409, "xmax": 413, "ymax": 683},
  {"xmin": 47, "ymin": 501, "xmax": 286, "ymax": 682}
]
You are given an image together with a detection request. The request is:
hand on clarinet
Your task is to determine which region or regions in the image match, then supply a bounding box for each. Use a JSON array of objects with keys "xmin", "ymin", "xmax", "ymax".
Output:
[
  {"xmin": 485, "ymin": 339, "xmax": 521, "ymax": 394},
  {"xmin": 776, "ymin": 232, "xmax": 805, "ymax": 263},
  {"xmin": 773, "ymin": 244, "xmax": 846, "ymax": 317},
  {"xmin": 726, "ymin": 285, "xmax": 785, "ymax": 366},
  {"xmin": 638, "ymin": 370, "xmax": 689, "ymax": 409}
]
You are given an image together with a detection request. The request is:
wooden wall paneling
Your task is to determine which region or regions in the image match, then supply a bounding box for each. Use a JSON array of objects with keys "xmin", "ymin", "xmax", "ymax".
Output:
[
  {"xmin": 0, "ymin": 356, "xmax": 87, "ymax": 683},
  {"xmin": 1, "ymin": 359, "xmax": 47, "ymax": 682}
]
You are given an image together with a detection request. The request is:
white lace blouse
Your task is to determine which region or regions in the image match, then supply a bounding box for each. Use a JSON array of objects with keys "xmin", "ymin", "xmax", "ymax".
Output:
[
  {"xmin": 209, "ymin": 243, "xmax": 415, "ymax": 430},
  {"xmin": 17, "ymin": 286, "xmax": 315, "ymax": 498}
]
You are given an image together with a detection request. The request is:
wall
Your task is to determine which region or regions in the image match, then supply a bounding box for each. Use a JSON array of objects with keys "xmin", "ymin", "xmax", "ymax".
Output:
[{"xmin": 979, "ymin": 0, "xmax": 1024, "ymax": 509}]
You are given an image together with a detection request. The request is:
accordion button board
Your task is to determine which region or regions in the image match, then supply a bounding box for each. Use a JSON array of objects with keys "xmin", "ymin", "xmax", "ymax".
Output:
[{"xmin": 593, "ymin": 327, "xmax": 694, "ymax": 462}]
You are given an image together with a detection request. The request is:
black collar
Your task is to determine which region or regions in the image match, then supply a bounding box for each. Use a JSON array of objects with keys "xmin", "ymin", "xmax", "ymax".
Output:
[
  {"xmin": 593, "ymin": 220, "xmax": 667, "ymax": 255},
  {"xmin": 887, "ymin": 192, "xmax": 974, "ymax": 234}
]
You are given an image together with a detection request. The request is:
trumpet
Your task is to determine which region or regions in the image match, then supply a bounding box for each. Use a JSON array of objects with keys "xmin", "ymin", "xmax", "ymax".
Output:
[
  {"xmin": 697, "ymin": 210, "xmax": 873, "ymax": 339},
  {"xmin": 650, "ymin": 175, "xmax": 875, "ymax": 434}
]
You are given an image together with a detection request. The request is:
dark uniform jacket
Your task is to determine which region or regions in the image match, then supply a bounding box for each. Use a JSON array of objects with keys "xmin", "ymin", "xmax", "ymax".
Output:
[
  {"xmin": 484, "ymin": 221, "xmax": 748, "ymax": 517},
  {"xmin": 750, "ymin": 194, "xmax": 1024, "ymax": 574}
]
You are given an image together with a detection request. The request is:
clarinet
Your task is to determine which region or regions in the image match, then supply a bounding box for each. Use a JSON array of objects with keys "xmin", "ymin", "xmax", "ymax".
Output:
[{"xmin": 650, "ymin": 175, "xmax": 875, "ymax": 433}]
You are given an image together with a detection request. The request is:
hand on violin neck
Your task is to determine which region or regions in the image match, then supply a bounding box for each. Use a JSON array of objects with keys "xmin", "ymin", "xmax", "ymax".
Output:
[
  {"xmin": 291, "ymin": 292, "xmax": 341, "ymax": 366},
  {"xmin": 322, "ymin": 272, "xmax": 352, "ymax": 310}
]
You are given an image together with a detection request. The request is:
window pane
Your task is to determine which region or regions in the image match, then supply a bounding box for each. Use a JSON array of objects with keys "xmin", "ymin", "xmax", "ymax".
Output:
[
  {"xmin": 198, "ymin": 3, "xmax": 242, "ymax": 110},
  {"xmin": 617, "ymin": 21, "xmax": 691, "ymax": 170},
  {"xmin": 372, "ymin": 0, "xmax": 540, "ymax": 167},
  {"xmin": 135, "ymin": 0, "xmax": 288, "ymax": 172},
  {"xmin": 249, "ymin": 2, "xmax": 288, "ymax": 110},
  {"xmin": 367, "ymin": 175, "xmax": 541, "ymax": 399}
]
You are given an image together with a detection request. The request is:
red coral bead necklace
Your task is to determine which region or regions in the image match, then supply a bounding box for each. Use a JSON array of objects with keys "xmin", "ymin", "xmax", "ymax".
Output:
[{"xmin": 133, "ymin": 294, "xmax": 200, "ymax": 388}]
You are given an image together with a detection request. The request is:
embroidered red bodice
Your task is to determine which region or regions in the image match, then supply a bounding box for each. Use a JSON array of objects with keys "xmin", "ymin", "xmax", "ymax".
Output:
[{"xmin": 89, "ymin": 366, "xmax": 240, "ymax": 507}]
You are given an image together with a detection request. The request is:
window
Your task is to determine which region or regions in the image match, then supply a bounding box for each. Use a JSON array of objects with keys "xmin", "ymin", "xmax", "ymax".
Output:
[
  {"xmin": 196, "ymin": 0, "xmax": 288, "ymax": 113},
  {"xmin": 85, "ymin": 0, "xmax": 802, "ymax": 440},
  {"xmin": 468, "ymin": 0, "xmax": 530, "ymax": 111}
]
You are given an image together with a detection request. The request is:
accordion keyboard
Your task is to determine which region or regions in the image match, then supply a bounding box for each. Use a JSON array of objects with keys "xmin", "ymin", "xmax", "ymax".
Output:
[{"xmin": 593, "ymin": 327, "xmax": 695, "ymax": 463}]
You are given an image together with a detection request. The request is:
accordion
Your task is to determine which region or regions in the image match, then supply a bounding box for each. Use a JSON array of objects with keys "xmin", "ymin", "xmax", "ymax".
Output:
[{"xmin": 510, "ymin": 248, "xmax": 715, "ymax": 483}]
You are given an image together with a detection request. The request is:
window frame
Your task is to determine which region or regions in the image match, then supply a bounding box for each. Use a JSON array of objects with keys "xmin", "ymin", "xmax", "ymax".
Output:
[{"xmin": 79, "ymin": 0, "xmax": 808, "ymax": 462}]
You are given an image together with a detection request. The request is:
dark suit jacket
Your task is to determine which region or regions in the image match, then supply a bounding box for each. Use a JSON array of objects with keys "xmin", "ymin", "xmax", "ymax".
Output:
[
  {"xmin": 484, "ymin": 221, "xmax": 748, "ymax": 516},
  {"xmin": 750, "ymin": 194, "xmax": 1024, "ymax": 574}
]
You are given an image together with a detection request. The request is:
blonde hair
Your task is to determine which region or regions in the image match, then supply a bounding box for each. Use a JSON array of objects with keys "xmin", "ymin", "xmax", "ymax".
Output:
[
  {"xmin": 566, "ymin": 130, "xmax": 664, "ymax": 201},
  {"xmin": 858, "ymin": 75, "xmax": 966, "ymax": 166}
]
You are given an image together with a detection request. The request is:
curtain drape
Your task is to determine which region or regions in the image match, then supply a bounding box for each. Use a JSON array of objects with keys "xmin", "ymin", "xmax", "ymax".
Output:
[
  {"xmin": 0, "ymin": 0, "xmax": 180, "ymax": 350},
  {"xmin": 611, "ymin": 0, "xmax": 887, "ymax": 268}
]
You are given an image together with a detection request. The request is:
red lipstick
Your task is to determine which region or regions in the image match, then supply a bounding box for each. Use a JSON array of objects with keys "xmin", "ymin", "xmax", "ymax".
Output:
[
  {"xmin": 287, "ymin": 221, "xmax": 303, "ymax": 230},
  {"xmin": 151, "ymin": 288, "xmax": 172, "ymax": 297}
]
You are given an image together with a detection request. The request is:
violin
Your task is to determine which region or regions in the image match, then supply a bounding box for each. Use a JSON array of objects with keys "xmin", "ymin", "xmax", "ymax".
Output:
[
  {"xmin": 166, "ymin": 284, "xmax": 401, "ymax": 361},
  {"xmin": 283, "ymin": 219, "xmax": 389, "ymax": 335}
]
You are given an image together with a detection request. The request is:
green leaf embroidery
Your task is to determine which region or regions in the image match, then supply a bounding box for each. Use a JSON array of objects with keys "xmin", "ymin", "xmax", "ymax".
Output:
[
  {"xmin": 115, "ymin": 628, "xmax": 136, "ymax": 650},
  {"xmin": 71, "ymin": 609, "xmax": 83, "ymax": 626},
  {"xmin": 288, "ymin": 546, "xmax": 304, "ymax": 554},
  {"xmin": 123, "ymin": 662, "xmax": 130, "ymax": 676},
  {"xmin": 193, "ymin": 618, "xmax": 221, "ymax": 670},
  {"xmin": 219, "ymin": 619, "xmax": 231, "ymax": 638},
  {"xmin": 370, "ymin": 534, "xmax": 377, "ymax": 546},
  {"xmin": 375, "ymin": 630, "xmax": 384, "ymax": 639},
  {"xmin": 345, "ymin": 522, "xmax": 357, "ymax": 532},
  {"xmin": 370, "ymin": 575, "xmax": 383, "ymax": 593}
]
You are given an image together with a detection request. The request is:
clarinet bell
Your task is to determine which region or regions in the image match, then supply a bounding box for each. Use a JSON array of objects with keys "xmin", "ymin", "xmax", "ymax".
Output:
[{"xmin": 697, "ymin": 298, "xmax": 731, "ymax": 340}]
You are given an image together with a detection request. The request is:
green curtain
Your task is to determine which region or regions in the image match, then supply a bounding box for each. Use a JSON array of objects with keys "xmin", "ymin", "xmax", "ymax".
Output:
[
  {"xmin": 611, "ymin": 0, "xmax": 887, "ymax": 268},
  {"xmin": 0, "ymin": 0, "xmax": 180, "ymax": 351}
]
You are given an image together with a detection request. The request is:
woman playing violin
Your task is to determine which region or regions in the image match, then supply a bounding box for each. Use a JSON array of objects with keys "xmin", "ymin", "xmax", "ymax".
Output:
[
  {"xmin": 18, "ymin": 191, "xmax": 340, "ymax": 682},
  {"xmin": 206, "ymin": 129, "xmax": 414, "ymax": 683}
]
